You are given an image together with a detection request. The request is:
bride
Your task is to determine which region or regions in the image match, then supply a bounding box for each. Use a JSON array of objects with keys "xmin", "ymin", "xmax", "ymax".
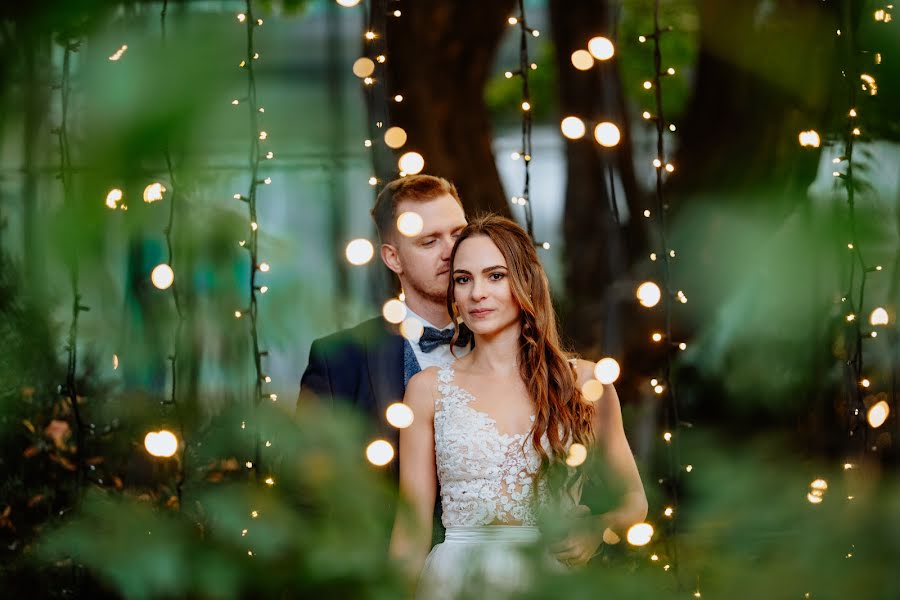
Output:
[{"xmin": 390, "ymin": 215, "xmax": 647, "ymax": 598}]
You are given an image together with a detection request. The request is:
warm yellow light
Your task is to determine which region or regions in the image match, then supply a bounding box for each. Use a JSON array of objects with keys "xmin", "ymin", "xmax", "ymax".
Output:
[
  {"xmin": 386, "ymin": 402, "xmax": 414, "ymax": 429},
  {"xmin": 144, "ymin": 430, "xmax": 178, "ymax": 457},
  {"xmin": 637, "ymin": 281, "xmax": 662, "ymax": 307},
  {"xmin": 151, "ymin": 264, "xmax": 175, "ymax": 290},
  {"xmin": 860, "ymin": 74, "xmax": 877, "ymax": 95},
  {"xmin": 112, "ymin": 354, "xmax": 119, "ymax": 370},
  {"xmin": 397, "ymin": 211, "xmax": 424, "ymax": 237},
  {"xmin": 807, "ymin": 492, "xmax": 823, "ymax": 504},
  {"xmin": 259, "ymin": 131, "xmax": 268, "ymax": 140},
  {"xmin": 264, "ymin": 477, "xmax": 275, "ymax": 486},
  {"xmin": 368, "ymin": 177, "xmax": 377, "ymax": 186},
  {"xmin": 560, "ymin": 116, "xmax": 586, "ymax": 140},
  {"xmin": 652, "ymin": 332, "xmax": 662, "ymax": 342},
  {"xmin": 336, "ymin": 0, "xmax": 361, "ymax": 6},
  {"xmin": 642, "ymin": 111, "xmax": 652, "ymax": 120},
  {"xmin": 376, "ymin": 54, "xmax": 386, "ymax": 63},
  {"xmin": 867, "ymin": 400, "xmax": 889, "ymax": 428},
  {"xmin": 678, "ymin": 342, "xmax": 687, "ymax": 351},
  {"xmin": 398, "ymin": 151, "xmax": 425, "ymax": 175},
  {"xmin": 870, "ymin": 307, "xmax": 889, "ymax": 326},
  {"xmin": 643, "ymin": 80, "xmax": 653, "ymax": 90},
  {"xmin": 143, "ymin": 182, "xmax": 166, "ymax": 203},
  {"xmin": 363, "ymin": 76, "xmax": 374, "ymax": 85},
  {"xmin": 664, "ymin": 507, "xmax": 674, "ymax": 517},
  {"xmin": 685, "ymin": 464, "xmax": 693, "ymax": 472},
  {"xmin": 366, "ymin": 439, "xmax": 395, "ymax": 466},
  {"xmin": 521, "ymin": 101, "xmax": 531, "ymax": 111},
  {"xmin": 581, "ymin": 379, "xmax": 605, "ymax": 402},
  {"xmin": 237, "ymin": 12, "xmax": 246, "ymax": 21},
  {"xmin": 810, "ymin": 479, "xmax": 828, "ymax": 491},
  {"xmin": 798, "ymin": 130, "xmax": 821, "ymax": 148},
  {"xmin": 258, "ymin": 262, "xmax": 270, "ymax": 273},
  {"xmin": 653, "ymin": 158, "xmax": 662, "ymax": 168},
  {"xmin": 626, "ymin": 523, "xmax": 654, "ymax": 546},
  {"xmin": 345, "ymin": 238, "xmax": 375, "ymax": 266},
  {"xmin": 105, "ymin": 188, "xmax": 123, "ymax": 209},
  {"xmin": 861, "ymin": 378, "xmax": 871, "ymax": 388},
  {"xmin": 566, "ymin": 443, "xmax": 588, "ymax": 467},
  {"xmin": 594, "ymin": 122, "xmax": 621, "ymax": 147},
  {"xmin": 571, "ymin": 49, "xmax": 594, "ymax": 71},
  {"xmin": 384, "ymin": 126, "xmax": 408, "ymax": 149},
  {"xmin": 364, "ymin": 31, "xmax": 376, "ymax": 40},
  {"xmin": 352, "ymin": 57, "xmax": 375, "ymax": 78},
  {"xmin": 654, "ymin": 385, "xmax": 664, "ymax": 394},
  {"xmin": 663, "ymin": 432, "xmax": 672, "ymax": 442},
  {"xmin": 665, "ymin": 163, "xmax": 675, "ymax": 173},
  {"xmin": 594, "ymin": 357, "xmax": 621, "ymax": 384},
  {"xmin": 587, "ymin": 36, "xmax": 615, "ymax": 60},
  {"xmin": 382, "ymin": 299, "xmax": 407, "ymax": 324},
  {"xmin": 400, "ymin": 317, "xmax": 425, "ymax": 342},
  {"xmin": 394, "ymin": 94, "xmax": 403, "ymax": 102},
  {"xmin": 508, "ymin": 16, "xmax": 518, "ymax": 25}
]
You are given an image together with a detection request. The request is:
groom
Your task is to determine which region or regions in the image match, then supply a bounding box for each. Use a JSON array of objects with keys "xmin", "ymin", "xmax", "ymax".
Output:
[{"xmin": 299, "ymin": 173, "xmax": 470, "ymax": 459}]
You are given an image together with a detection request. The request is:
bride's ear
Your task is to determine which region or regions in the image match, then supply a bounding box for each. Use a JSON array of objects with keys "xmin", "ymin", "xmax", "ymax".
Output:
[{"xmin": 381, "ymin": 242, "xmax": 402, "ymax": 275}]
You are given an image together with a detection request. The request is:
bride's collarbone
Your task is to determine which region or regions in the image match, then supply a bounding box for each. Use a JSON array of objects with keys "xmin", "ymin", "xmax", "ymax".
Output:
[{"xmin": 451, "ymin": 370, "xmax": 534, "ymax": 433}]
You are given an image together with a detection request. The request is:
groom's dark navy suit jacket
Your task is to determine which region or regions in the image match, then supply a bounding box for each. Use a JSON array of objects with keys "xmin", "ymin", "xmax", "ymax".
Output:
[{"xmin": 299, "ymin": 316, "xmax": 444, "ymax": 543}]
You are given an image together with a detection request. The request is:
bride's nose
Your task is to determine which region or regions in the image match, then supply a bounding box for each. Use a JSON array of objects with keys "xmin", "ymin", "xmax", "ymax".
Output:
[{"xmin": 470, "ymin": 276, "xmax": 488, "ymax": 300}]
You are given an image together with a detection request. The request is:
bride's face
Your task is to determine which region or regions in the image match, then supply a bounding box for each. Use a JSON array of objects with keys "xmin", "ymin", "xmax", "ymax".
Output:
[{"xmin": 451, "ymin": 235, "xmax": 520, "ymax": 337}]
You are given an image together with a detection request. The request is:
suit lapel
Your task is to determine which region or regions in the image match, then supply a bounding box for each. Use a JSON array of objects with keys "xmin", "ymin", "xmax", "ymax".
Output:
[{"xmin": 364, "ymin": 319, "xmax": 406, "ymax": 424}]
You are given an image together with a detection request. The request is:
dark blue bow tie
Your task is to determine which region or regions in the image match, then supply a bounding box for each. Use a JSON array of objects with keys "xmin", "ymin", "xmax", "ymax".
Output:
[{"xmin": 418, "ymin": 325, "xmax": 472, "ymax": 353}]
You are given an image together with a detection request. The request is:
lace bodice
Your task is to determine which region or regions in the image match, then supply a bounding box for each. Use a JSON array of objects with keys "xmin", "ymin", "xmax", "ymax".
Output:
[{"xmin": 434, "ymin": 364, "xmax": 578, "ymax": 527}]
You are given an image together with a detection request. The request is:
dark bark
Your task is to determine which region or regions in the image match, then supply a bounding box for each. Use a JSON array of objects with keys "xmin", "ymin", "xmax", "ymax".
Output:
[
  {"xmin": 549, "ymin": 0, "xmax": 645, "ymax": 357},
  {"xmin": 371, "ymin": 0, "xmax": 515, "ymax": 218}
]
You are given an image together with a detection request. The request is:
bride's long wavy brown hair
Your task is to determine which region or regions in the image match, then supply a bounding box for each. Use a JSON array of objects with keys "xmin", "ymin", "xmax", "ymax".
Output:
[{"xmin": 447, "ymin": 215, "xmax": 594, "ymax": 481}]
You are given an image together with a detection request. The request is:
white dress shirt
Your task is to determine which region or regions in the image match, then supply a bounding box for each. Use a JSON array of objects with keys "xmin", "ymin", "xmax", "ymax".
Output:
[{"xmin": 405, "ymin": 306, "xmax": 471, "ymax": 372}]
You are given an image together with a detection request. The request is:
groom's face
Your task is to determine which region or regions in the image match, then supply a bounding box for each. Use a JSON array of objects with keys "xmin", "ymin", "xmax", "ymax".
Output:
[{"xmin": 385, "ymin": 193, "xmax": 467, "ymax": 304}]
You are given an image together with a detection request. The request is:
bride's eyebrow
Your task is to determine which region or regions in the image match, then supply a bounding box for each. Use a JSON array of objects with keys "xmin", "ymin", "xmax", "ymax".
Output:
[{"xmin": 481, "ymin": 265, "xmax": 507, "ymax": 273}]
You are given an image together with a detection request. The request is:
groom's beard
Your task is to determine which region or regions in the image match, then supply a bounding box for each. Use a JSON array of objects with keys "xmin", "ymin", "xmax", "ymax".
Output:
[{"xmin": 408, "ymin": 277, "xmax": 449, "ymax": 307}]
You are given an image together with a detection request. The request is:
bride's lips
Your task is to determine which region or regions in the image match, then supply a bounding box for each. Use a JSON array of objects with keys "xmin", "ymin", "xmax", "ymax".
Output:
[{"xmin": 469, "ymin": 308, "xmax": 494, "ymax": 318}]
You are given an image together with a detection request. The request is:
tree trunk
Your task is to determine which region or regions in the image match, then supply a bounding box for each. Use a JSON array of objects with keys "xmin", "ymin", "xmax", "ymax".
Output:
[
  {"xmin": 549, "ymin": 0, "xmax": 645, "ymax": 358},
  {"xmin": 371, "ymin": 0, "xmax": 515, "ymax": 218}
]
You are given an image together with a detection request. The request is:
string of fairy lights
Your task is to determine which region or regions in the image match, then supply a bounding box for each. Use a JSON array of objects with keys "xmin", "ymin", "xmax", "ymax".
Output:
[
  {"xmin": 232, "ymin": 0, "xmax": 275, "ymax": 485},
  {"xmin": 157, "ymin": 0, "xmax": 188, "ymax": 504},
  {"xmin": 55, "ymin": 37, "xmax": 89, "ymax": 497},
  {"xmin": 505, "ymin": 0, "xmax": 541, "ymax": 243}
]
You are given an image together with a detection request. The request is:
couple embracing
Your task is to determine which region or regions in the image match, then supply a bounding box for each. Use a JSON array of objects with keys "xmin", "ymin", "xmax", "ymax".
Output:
[{"xmin": 300, "ymin": 175, "xmax": 647, "ymax": 598}]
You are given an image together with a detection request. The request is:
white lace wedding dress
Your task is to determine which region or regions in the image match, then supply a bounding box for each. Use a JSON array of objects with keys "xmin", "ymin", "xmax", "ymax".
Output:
[{"xmin": 417, "ymin": 364, "xmax": 579, "ymax": 599}]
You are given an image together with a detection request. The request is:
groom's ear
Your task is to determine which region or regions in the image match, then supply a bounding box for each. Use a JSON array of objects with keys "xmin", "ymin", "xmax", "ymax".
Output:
[{"xmin": 381, "ymin": 242, "xmax": 403, "ymax": 275}]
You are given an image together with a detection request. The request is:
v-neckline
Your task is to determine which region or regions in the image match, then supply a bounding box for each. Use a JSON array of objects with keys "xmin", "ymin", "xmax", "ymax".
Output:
[{"xmin": 441, "ymin": 363, "xmax": 535, "ymax": 440}]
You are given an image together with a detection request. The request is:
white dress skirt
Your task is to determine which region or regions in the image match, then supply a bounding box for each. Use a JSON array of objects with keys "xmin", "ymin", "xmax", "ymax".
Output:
[{"xmin": 417, "ymin": 526, "xmax": 547, "ymax": 600}]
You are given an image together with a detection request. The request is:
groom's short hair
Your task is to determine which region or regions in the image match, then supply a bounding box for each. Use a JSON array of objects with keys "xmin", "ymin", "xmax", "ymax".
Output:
[{"xmin": 371, "ymin": 175, "xmax": 462, "ymax": 242}]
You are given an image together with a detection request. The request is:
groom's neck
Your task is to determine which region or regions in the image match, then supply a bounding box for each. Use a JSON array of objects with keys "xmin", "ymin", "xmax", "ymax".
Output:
[{"xmin": 405, "ymin": 295, "xmax": 452, "ymax": 329}]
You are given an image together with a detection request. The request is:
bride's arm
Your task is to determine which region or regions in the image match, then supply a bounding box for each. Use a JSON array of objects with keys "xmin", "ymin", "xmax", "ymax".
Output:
[{"xmin": 389, "ymin": 369, "xmax": 438, "ymax": 580}]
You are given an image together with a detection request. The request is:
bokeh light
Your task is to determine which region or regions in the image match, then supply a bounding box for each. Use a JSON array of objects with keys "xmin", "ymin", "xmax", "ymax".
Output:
[
  {"xmin": 382, "ymin": 299, "xmax": 407, "ymax": 324},
  {"xmin": 594, "ymin": 358, "xmax": 621, "ymax": 384},
  {"xmin": 570, "ymin": 49, "xmax": 594, "ymax": 70},
  {"xmin": 352, "ymin": 57, "xmax": 375, "ymax": 78},
  {"xmin": 151, "ymin": 264, "xmax": 175, "ymax": 290},
  {"xmin": 637, "ymin": 281, "xmax": 662, "ymax": 307},
  {"xmin": 345, "ymin": 238, "xmax": 375, "ymax": 265},
  {"xmin": 386, "ymin": 403, "xmax": 414, "ymax": 429},
  {"xmin": 867, "ymin": 400, "xmax": 890, "ymax": 428},
  {"xmin": 400, "ymin": 317, "xmax": 425, "ymax": 342},
  {"xmin": 366, "ymin": 439, "xmax": 395, "ymax": 466},
  {"xmin": 581, "ymin": 379, "xmax": 605, "ymax": 402},
  {"xmin": 143, "ymin": 182, "xmax": 166, "ymax": 203},
  {"xmin": 798, "ymin": 130, "xmax": 821, "ymax": 148},
  {"xmin": 144, "ymin": 430, "xmax": 178, "ymax": 458},
  {"xmin": 870, "ymin": 307, "xmax": 889, "ymax": 326},
  {"xmin": 587, "ymin": 36, "xmax": 615, "ymax": 60},
  {"xmin": 105, "ymin": 188, "xmax": 123, "ymax": 209},
  {"xmin": 384, "ymin": 126, "xmax": 408, "ymax": 149},
  {"xmin": 594, "ymin": 122, "xmax": 621, "ymax": 147},
  {"xmin": 560, "ymin": 116, "xmax": 586, "ymax": 140},
  {"xmin": 398, "ymin": 151, "xmax": 425, "ymax": 175},
  {"xmin": 626, "ymin": 523, "xmax": 654, "ymax": 546},
  {"xmin": 397, "ymin": 211, "xmax": 424, "ymax": 236}
]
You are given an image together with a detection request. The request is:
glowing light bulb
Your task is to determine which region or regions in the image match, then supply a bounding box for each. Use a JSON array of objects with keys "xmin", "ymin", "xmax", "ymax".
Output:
[
  {"xmin": 626, "ymin": 523, "xmax": 654, "ymax": 546},
  {"xmin": 345, "ymin": 238, "xmax": 374, "ymax": 266},
  {"xmin": 364, "ymin": 31, "xmax": 376, "ymax": 40},
  {"xmin": 259, "ymin": 131, "xmax": 268, "ymax": 140},
  {"xmin": 237, "ymin": 13, "xmax": 246, "ymax": 21},
  {"xmin": 678, "ymin": 342, "xmax": 687, "ymax": 351},
  {"xmin": 643, "ymin": 80, "xmax": 653, "ymax": 90},
  {"xmin": 566, "ymin": 443, "xmax": 588, "ymax": 467},
  {"xmin": 652, "ymin": 332, "xmax": 662, "ymax": 342},
  {"xmin": 151, "ymin": 264, "xmax": 175, "ymax": 290},
  {"xmin": 521, "ymin": 101, "xmax": 531, "ymax": 111},
  {"xmin": 400, "ymin": 317, "xmax": 425, "ymax": 342},
  {"xmin": 665, "ymin": 163, "xmax": 675, "ymax": 173},
  {"xmin": 384, "ymin": 126, "xmax": 408, "ymax": 149},
  {"xmin": 258, "ymin": 262, "xmax": 270, "ymax": 273},
  {"xmin": 642, "ymin": 111, "xmax": 652, "ymax": 120},
  {"xmin": 508, "ymin": 16, "xmax": 518, "ymax": 25},
  {"xmin": 664, "ymin": 507, "xmax": 674, "ymax": 517},
  {"xmin": 581, "ymin": 379, "xmax": 605, "ymax": 402},
  {"xmin": 366, "ymin": 439, "xmax": 395, "ymax": 466},
  {"xmin": 594, "ymin": 358, "xmax": 621, "ymax": 384},
  {"xmin": 336, "ymin": 0, "xmax": 361, "ymax": 6},
  {"xmin": 143, "ymin": 183, "xmax": 166, "ymax": 203},
  {"xmin": 870, "ymin": 307, "xmax": 889, "ymax": 326},
  {"xmin": 594, "ymin": 122, "xmax": 621, "ymax": 147},
  {"xmin": 397, "ymin": 211, "xmax": 424, "ymax": 237},
  {"xmin": 542, "ymin": 242, "xmax": 551, "ymax": 250},
  {"xmin": 587, "ymin": 36, "xmax": 615, "ymax": 60},
  {"xmin": 398, "ymin": 151, "xmax": 425, "ymax": 175},
  {"xmin": 636, "ymin": 281, "xmax": 661, "ymax": 307},
  {"xmin": 394, "ymin": 94, "xmax": 404, "ymax": 102},
  {"xmin": 560, "ymin": 116, "xmax": 586, "ymax": 140},
  {"xmin": 352, "ymin": 57, "xmax": 375, "ymax": 78},
  {"xmin": 868, "ymin": 400, "xmax": 889, "ymax": 428},
  {"xmin": 105, "ymin": 188, "xmax": 123, "ymax": 209},
  {"xmin": 382, "ymin": 299, "xmax": 407, "ymax": 324},
  {"xmin": 386, "ymin": 403, "xmax": 415, "ymax": 428},
  {"xmin": 663, "ymin": 432, "xmax": 672, "ymax": 442},
  {"xmin": 654, "ymin": 385, "xmax": 664, "ymax": 394},
  {"xmin": 265, "ymin": 477, "xmax": 275, "ymax": 486},
  {"xmin": 667, "ymin": 67, "xmax": 676, "ymax": 75},
  {"xmin": 112, "ymin": 354, "xmax": 119, "ymax": 370},
  {"xmin": 571, "ymin": 49, "xmax": 594, "ymax": 71},
  {"xmin": 144, "ymin": 430, "xmax": 178, "ymax": 457},
  {"xmin": 368, "ymin": 177, "xmax": 378, "ymax": 186}
]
